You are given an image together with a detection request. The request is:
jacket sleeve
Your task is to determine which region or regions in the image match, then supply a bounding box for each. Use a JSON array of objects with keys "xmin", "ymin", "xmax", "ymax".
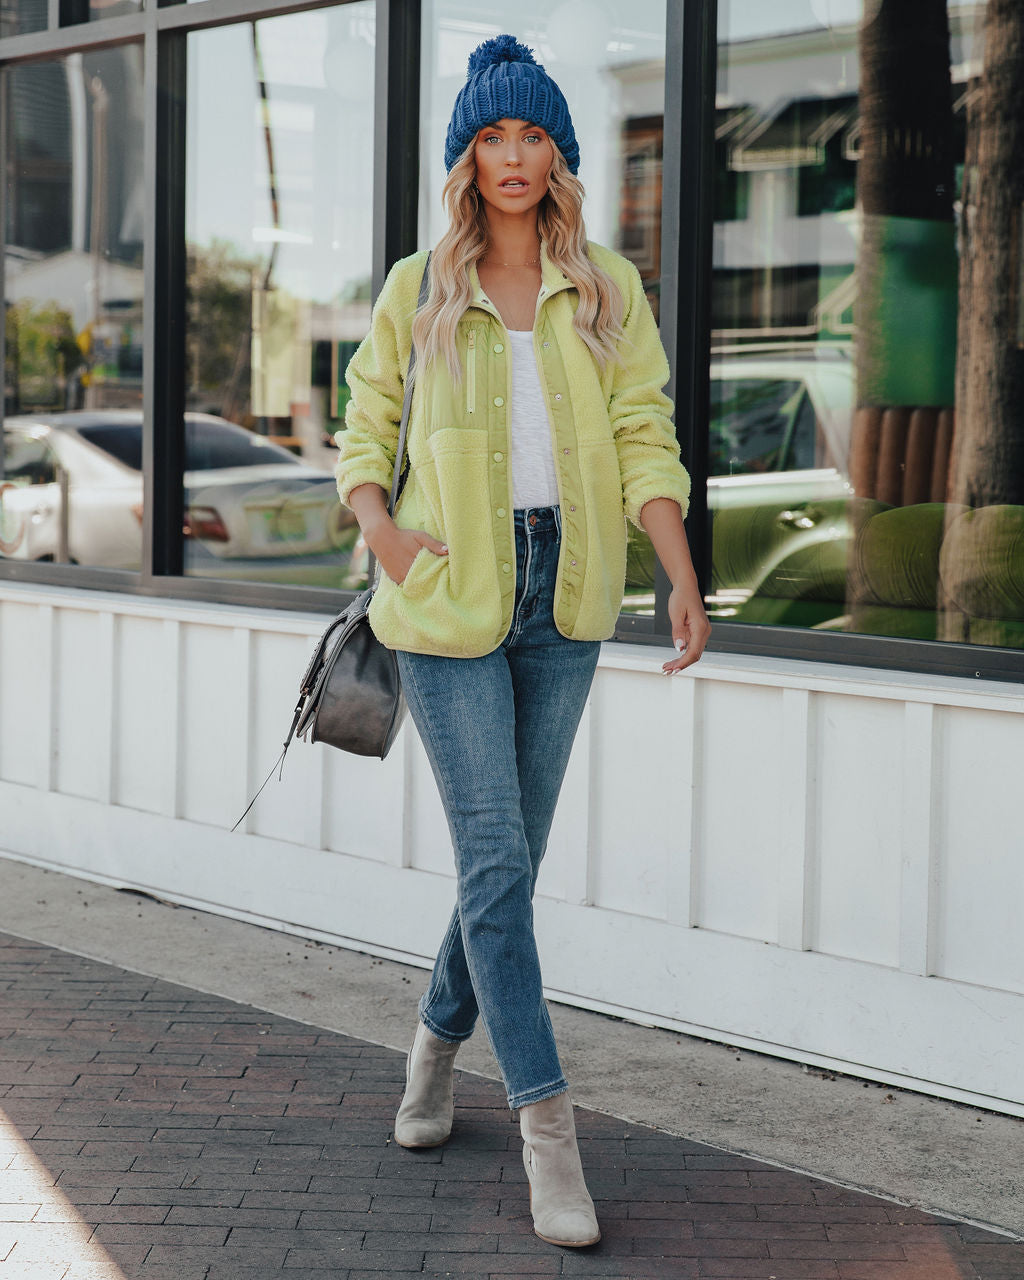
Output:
[
  {"xmin": 608, "ymin": 261, "xmax": 692, "ymax": 529},
  {"xmin": 334, "ymin": 262, "xmax": 411, "ymax": 510}
]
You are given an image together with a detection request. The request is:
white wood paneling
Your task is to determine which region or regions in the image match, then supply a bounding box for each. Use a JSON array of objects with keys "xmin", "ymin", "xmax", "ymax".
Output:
[
  {"xmin": 114, "ymin": 614, "xmax": 168, "ymax": 814},
  {"xmin": 696, "ymin": 681, "xmax": 783, "ymax": 940},
  {"xmin": 2, "ymin": 580, "xmax": 1024, "ymax": 1115},
  {"xmin": 777, "ymin": 686, "xmax": 814, "ymax": 950},
  {"xmin": 322, "ymin": 723, "xmax": 408, "ymax": 865},
  {"xmin": 249, "ymin": 630, "xmax": 323, "ymax": 846},
  {"xmin": 159, "ymin": 618, "xmax": 183, "ymax": 819},
  {"xmin": 811, "ymin": 694, "xmax": 903, "ymax": 968},
  {"xmin": 179, "ymin": 624, "xmax": 240, "ymax": 827},
  {"xmin": 53, "ymin": 609, "xmax": 106, "ymax": 800},
  {"xmin": 589, "ymin": 668, "xmax": 677, "ymax": 921},
  {"xmin": 0, "ymin": 601, "xmax": 49, "ymax": 788},
  {"xmin": 933, "ymin": 706, "xmax": 1024, "ymax": 995},
  {"xmin": 899, "ymin": 701, "xmax": 938, "ymax": 977},
  {"xmin": 665, "ymin": 675, "xmax": 700, "ymax": 927}
]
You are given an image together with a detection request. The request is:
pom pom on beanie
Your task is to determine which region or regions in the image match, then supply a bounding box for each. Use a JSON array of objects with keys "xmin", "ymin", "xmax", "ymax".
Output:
[
  {"xmin": 444, "ymin": 34, "xmax": 580, "ymax": 175},
  {"xmin": 467, "ymin": 33, "xmax": 536, "ymax": 76}
]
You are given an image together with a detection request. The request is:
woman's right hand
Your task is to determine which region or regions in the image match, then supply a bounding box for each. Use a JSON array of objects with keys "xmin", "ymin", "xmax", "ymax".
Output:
[
  {"xmin": 346, "ymin": 483, "xmax": 448, "ymax": 584},
  {"xmin": 370, "ymin": 522, "xmax": 448, "ymax": 585}
]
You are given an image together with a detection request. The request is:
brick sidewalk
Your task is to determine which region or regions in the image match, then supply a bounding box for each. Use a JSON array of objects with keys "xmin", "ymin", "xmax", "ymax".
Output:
[{"xmin": 0, "ymin": 933, "xmax": 1020, "ymax": 1280}]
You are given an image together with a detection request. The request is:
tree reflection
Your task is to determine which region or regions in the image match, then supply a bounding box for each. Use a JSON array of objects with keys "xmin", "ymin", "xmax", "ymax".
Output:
[
  {"xmin": 845, "ymin": 0, "xmax": 1024, "ymax": 649},
  {"xmin": 4, "ymin": 300, "xmax": 83, "ymax": 414},
  {"xmin": 940, "ymin": 0, "xmax": 1024, "ymax": 645},
  {"xmin": 949, "ymin": 0, "xmax": 1024, "ymax": 509}
]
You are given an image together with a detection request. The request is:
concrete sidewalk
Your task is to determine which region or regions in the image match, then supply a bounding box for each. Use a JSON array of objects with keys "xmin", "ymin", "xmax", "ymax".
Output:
[{"xmin": 0, "ymin": 859, "xmax": 1021, "ymax": 1257}]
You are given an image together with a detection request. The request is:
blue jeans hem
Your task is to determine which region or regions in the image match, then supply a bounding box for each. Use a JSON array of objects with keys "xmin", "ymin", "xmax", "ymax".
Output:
[
  {"xmin": 419, "ymin": 1006, "xmax": 475, "ymax": 1045},
  {"xmin": 507, "ymin": 1078, "xmax": 569, "ymax": 1110}
]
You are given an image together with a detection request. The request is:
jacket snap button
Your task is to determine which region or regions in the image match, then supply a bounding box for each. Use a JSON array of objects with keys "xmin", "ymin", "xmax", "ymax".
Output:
[
  {"xmin": 554, "ymin": 393, "xmax": 562, "ymax": 401},
  {"xmin": 563, "ymin": 448, "xmax": 570, "ymax": 455},
  {"xmin": 493, "ymin": 343, "xmax": 503, "ymax": 353},
  {"xmin": 571, "ymin": 559, "xmax": 577, "ymax": 567},
  {"xmin": 493, "ymin": 396, "xmax": 504, "ymax": 407},
  {"xmin": 502, "ymin": 563, "xmax": 511, "ymax": 573},
  {"xmin": 496, "ymin": 507, "xmax": 506, "ymax": 518},
  {"xmin": 569, "ymin": 505, "xmax": 576, "ymax": 512},
  {"xmin": 493, "ymin": 451, "xmax": 504, "ymax": 462}
]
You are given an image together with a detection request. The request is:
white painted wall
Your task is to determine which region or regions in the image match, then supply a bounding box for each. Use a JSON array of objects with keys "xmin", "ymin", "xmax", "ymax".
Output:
[{"xmin": 2, "ymin": 579, "xmax": 1022, "ymax": 1117}]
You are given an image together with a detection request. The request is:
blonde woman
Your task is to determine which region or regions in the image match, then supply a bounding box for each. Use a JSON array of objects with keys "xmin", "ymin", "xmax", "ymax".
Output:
[{"xmin": 336, "ymin": 34, "xmax": 710, "ymax": 1248}]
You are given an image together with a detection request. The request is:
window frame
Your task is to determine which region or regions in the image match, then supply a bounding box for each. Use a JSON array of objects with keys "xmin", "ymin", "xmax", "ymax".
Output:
[{"xmin": 1, "ymin": 0, "xmax": 1022, "ymax": 685}]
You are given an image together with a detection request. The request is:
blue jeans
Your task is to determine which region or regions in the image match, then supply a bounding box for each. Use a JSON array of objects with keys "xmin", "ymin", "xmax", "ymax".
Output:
[{"xmin": 396, "ymin": 506, "xmax": 601, "ymax": 1110}]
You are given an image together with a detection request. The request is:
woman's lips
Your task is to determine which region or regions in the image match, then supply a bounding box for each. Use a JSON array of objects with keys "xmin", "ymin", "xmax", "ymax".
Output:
[{"xmin": 498, "ymin": 178, "xmax": 528, "ymax": 190}]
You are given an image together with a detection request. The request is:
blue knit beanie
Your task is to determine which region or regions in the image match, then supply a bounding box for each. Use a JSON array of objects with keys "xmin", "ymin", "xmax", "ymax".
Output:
[{"xmin": 444, "ymin": 34, "xmax": 580, "ymax": 175}]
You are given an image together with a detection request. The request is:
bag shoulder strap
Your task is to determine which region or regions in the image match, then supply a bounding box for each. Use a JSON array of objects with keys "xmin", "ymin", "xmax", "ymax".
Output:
[{"xmin": 387, "ymin": 251, "xmax": 432, "ymax": 517}]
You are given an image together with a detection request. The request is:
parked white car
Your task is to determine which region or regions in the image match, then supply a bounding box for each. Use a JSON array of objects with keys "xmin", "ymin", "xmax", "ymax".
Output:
[{"xmin": 0, "ymin": 411, "xmax": 357, "ymax": 584}]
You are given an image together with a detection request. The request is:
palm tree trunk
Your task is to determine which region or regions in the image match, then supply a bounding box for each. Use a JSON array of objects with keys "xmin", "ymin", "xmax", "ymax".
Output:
[
  {"xmin": 948, "ymin": 0, "xmax": 1024, "ymax": 509},
  {"xmin": 938, "ymin": 0, "xmax": 1024, "ymax": 643}
]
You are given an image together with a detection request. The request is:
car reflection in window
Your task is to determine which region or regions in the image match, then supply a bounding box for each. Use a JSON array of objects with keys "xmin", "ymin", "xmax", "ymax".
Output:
[
  {"xmin": 706, "ymin": 345, "xmax": 857, "ymax": 627},
  {"xmin": 0, "ymin": 411, "xmax": 357, "ymax": 585},
  {"xmin": 625, "ymin": 343, "xmax": 856, "ymax": 628}
]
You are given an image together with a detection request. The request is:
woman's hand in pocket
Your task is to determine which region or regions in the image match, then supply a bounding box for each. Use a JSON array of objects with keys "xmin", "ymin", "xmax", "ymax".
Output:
[{"xmin": 373, "ymin": 524, "xmax": 448, "ymax": 585}]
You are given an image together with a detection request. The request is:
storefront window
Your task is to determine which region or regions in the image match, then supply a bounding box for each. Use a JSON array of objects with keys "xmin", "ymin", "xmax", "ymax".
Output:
[
  {"xmin": 1, "ymin": 47, "xmax": 145, "ymax": 570},
  {"xmin": 184, "ymin": 5, "xmax": 374, "ymax": 588},
  {"xmin": 419, "ymin": 1, "xmax": 668, "ymax": 616},
  {"xmin": 712, "ymin": 0, "xmax": 1024, "ymax": 651}
]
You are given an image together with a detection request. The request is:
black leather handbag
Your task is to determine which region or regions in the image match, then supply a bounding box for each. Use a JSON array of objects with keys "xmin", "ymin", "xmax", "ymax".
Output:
[
  {"xmin": 232, "ymin": 255, "xmax": 430, "ymax": 831},
  {"xmin": 291, "ymin": 582, "xmax": 405, "ymax": 757}
]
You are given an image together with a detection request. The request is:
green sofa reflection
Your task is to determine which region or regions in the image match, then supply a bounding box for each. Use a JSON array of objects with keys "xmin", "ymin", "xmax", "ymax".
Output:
[{"xmin": 627, "ymin": 500, "xmax": 1024, "ymax": 648}]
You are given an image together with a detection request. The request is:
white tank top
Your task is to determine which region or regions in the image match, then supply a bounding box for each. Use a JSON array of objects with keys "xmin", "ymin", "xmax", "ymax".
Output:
[{"xmin": 506, "ymin": 328, "xmax": 560, "ymax": 510}]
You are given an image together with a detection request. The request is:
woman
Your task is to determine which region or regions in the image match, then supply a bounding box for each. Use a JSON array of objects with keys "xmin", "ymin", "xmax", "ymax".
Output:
[{"xmin": 336, "ymin": 34, "xmax": 710, "ymax": 1249}]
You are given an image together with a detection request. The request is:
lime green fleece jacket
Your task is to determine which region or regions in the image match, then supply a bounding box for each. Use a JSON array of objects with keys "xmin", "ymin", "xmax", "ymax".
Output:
[{"xmin": 335, "ymin": 238, "xmax": 691, "ymax": 658}]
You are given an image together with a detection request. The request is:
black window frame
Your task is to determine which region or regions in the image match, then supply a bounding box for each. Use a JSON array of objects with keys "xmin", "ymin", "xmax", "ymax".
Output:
[{"xmin": 1, "ymin": 0, "xmax": 1022, "ymax": 686}]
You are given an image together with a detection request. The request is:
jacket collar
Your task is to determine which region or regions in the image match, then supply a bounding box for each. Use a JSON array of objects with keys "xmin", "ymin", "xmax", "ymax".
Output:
[{"xmin": 468, "ymin": 238, "xmax": 576, "ymax": 315}]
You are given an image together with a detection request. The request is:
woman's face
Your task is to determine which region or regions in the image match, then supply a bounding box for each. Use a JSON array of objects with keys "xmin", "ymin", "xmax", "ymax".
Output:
[{"xmin": 473, "ymin": 118, "xmax": 554, "ymax": 216}]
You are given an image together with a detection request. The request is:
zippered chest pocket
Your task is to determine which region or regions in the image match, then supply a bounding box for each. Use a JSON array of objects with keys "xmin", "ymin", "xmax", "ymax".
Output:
[{"xmin": 465, "ymin": 328, "xmax": 477, "ymax": 415}]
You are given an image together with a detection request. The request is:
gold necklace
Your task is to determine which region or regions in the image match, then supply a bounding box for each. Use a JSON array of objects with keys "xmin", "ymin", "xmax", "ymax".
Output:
[{"xmin": 481, "ymin": 254, "xmax": 540, "ymax": 268}]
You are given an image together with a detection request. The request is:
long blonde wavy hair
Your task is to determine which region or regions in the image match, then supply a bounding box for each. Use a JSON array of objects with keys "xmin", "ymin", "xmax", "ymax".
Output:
[{"xmin": 410, "ymin": 139, "xmax": 626, "ymax": 384}]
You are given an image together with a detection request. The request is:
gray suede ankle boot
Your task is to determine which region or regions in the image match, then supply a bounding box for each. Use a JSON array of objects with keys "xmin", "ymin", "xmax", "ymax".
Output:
[
  {"xmin": 519, "ymin": 1091, "xmax": 600, "ymax": 1247},
  {"xmin": 393, "ymin": 1021, "xmax": 461, "ymax": 1148}
]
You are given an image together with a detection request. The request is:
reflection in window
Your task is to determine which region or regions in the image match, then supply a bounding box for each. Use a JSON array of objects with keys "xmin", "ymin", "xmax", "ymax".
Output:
[
  {"xmin": 184, "ymin": 5, "xmax": 374, "ymax": 587},
  {"xmin": 0, "ymin": 0, "xmax": 47, "ymax": 37},
  {"xmin": 710, "ymin": 378, "xmax": 817, "ymax": 477},
  {"xmin": 84, "ymin": 0, "xmax": 141, "ymax": 19},
  {"xmin": 419, "ymin": 1, "xmax": 667, "ymax": 616},
  {"xmin": 711, "ymin": 0, "xmax": 1024, "ymax": 650},
  {"xmin": 1, "ymin": 47, "xmax": 145, "ymax": 571}
]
